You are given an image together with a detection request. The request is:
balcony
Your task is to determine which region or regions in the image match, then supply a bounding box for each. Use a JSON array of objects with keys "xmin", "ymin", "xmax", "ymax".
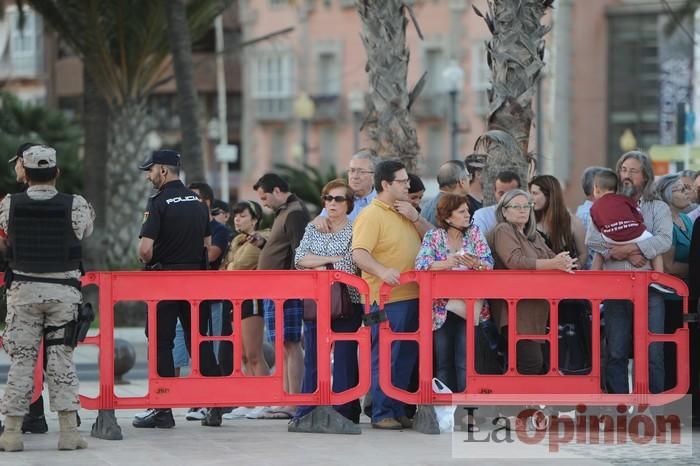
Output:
[
  {"xmin": 311, "ymin": 94, "xmax": 344, "ymax": 122},
  {"xmin": 411, "ymin": 93, "xmax": 448, "ymax": 121},
  {"xmin": 254, "ymin": 97, "xmax": 294, "ymax": 122}
]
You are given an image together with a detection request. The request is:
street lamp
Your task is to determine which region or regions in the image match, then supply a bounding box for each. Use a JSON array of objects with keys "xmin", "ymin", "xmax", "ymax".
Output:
[
  {"xmin": 293, "ymin": 92, "xmax": 315, "ymax": 164},
  {"xmin": 348, "ymin": 89, "xmax": 365, "ymax": 153},
  {"xmin": 442, "ymin": 60, "xmax": 465, "ymax": 159},
  {"xmin": 619, "ymin": 128, "xmax": 637, "ymax": 153}
]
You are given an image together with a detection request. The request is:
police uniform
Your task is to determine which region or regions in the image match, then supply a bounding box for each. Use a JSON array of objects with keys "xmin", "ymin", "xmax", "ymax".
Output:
[
  {"xmin": 138, "ymin": 155, "xmax": 219, "ymax": 380},
  {"xmin": 0, "ymin": 145, "xmax": 93, "ymax": 451}
]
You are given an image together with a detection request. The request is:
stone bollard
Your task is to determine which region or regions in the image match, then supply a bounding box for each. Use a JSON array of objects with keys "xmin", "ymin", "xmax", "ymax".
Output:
[{"xmin": 114, "ymin": 338, "xmax": 136, "ymax": 385}]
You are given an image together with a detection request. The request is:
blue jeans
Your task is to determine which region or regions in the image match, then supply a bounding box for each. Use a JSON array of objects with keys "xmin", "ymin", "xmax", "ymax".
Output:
[
  {"xmin": 209, "ymin": 301, "xmax": 223, "ymax": 359},
  {"xmin": 434, "ymin": 311, "xmax": 466, "ymax": 393},
  {"xmin": 603, "ymin": 289, "xmax": 665, "ymax": 394},
  {"xmin": 296, "ymin": 303, "xmax": 363, "ymax": 421},
  {"xmin": 172, "ymin": 320, "xmax": 190, "ymax": 368},
  {"xmin": 371, "ymin": 299, "xmax": 419, "ymax": 423}
]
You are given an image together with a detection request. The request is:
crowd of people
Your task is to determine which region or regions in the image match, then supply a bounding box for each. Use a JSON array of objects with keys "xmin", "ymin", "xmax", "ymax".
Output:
[
  {"xmin": 2, "ymin": 142, "xmax": 699, "ymax": 452},
  {"xmin": 132, "ymin": 147, "xmax": 700, "ymax": 433}
]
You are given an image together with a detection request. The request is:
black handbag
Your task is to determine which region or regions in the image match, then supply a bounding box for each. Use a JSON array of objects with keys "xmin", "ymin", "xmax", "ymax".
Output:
[{"xmin": 303, "ymin": 264, "xmax": 354, "ymax": 321}]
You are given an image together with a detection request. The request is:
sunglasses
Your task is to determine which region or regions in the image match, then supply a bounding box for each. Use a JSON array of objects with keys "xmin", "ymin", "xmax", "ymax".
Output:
[{"xmin": 322, "ymin": 195, "xmax": 348, "ymax": 203}]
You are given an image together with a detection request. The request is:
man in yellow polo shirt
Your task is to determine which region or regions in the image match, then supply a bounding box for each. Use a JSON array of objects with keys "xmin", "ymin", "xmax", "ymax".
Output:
[{"xmin": 352, "ymin": 160, "xmax": 432, "ymax": 430}]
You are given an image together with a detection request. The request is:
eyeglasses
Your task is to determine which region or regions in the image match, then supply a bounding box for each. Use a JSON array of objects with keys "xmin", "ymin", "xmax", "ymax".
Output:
[
  {"xmin": 392, "ymin": 178, "xmax": 410, "ymax": 185},
  {"xmin": 348, "ymin": 168, "xmax": 374, "ymax": 175},
  {"xmin": 505, "ymin": 203, "xmax": 534, "ymax": 211},
  {"xmin": 322, "ymin": 195, "xmax": 348, "ymax": 203}
]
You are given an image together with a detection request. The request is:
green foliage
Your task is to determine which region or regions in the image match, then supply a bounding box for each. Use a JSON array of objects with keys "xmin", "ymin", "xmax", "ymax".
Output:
[
  {"xmin": 0, "ymin": 92, "xmax": 83, "ymax": 195},
  {"xmin": 273, "ymin": 162, "xmax": 342, "ymax": 215}
]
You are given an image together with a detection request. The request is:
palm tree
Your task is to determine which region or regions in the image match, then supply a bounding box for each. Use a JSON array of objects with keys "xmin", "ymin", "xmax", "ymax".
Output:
[
  {"xmin": 355, "ymin": 0, "xmax": 422, "ymax": 172},
  {"xmin": 274, "ymin": 162, "xmax": 340, "ymax": 215},
  {"xmin": 19, "ymin": 0, "xmax": 231, "ymax": 267},
  {"xmin": 473, "ymin": 0, "xmax": 554, "ymax": 205},
  {"xmin": 165, "ymin": 0, "xmax": 206, "ymax": 182}
]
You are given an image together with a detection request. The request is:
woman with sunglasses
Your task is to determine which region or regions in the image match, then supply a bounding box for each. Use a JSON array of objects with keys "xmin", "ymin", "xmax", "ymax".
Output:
[
  {"xmin": 488, "ymin": 190, "xmax": 575, "ymax": 372},
  {"xmin": 289, "ymin": 179, "xmax": 363, "ymax": 430},
  {"xmin": 220, "ymin": 200, "xmax": 271, "ymax": 420}
]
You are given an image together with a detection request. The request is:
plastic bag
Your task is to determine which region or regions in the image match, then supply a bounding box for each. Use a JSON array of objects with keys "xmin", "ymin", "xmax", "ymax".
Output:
[{"xmin": 432, "ymin": 378, "xmax": 457, "ymax": 433}]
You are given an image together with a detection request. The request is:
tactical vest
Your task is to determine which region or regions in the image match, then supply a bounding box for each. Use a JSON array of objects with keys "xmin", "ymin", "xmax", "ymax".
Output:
[{"xmin": 8, "ymin": 192, "xmax": 82, "ymax": 273}]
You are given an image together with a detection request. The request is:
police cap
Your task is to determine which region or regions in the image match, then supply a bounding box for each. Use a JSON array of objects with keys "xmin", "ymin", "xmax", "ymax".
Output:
[{"xmin": 139, "ymin": 149, "xmax": 181, "ymax": 171}]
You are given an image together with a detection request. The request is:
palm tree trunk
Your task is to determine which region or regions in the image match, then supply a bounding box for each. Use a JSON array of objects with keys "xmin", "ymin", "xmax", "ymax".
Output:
[
  {"xmin": 474, "ymin": 0, "xmax": 553, "ymax": 205},
  {"xmin": 105, "ymin": 101, "xmax": 154, "ymax": 268},
  {"xmin": 166, "ymin": 0, "xmax": 205, "ymax": 182},
  {"xmin": 81, "ymin": 67, "xmax": 110, "ymax": 270},
  {"xmin": 356, "ymin": 0, "xmax": 420, "ymax": 172}
]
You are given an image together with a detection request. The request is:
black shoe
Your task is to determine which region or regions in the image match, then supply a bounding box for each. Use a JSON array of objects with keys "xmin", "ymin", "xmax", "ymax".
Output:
[
  {"xmin": 132, "ymin": 409, "xmax": 175, "ymax": 428},
  {"xmin": 22, "ymin": 414, "xmax": 48, "ymax": 434},
  {"xmin": 201, "ymin": 408, "xmax": 222, "ymax": 427}
]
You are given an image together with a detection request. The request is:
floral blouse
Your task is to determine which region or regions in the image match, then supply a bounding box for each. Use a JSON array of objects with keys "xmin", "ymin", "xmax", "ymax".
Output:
[
  {"xmin": 294, "ymin": 222, "xmax": 361, "ymax": 303},
  {"xmin": 415, "ymin": 226, "xmax": 494, "ymax": 330}
]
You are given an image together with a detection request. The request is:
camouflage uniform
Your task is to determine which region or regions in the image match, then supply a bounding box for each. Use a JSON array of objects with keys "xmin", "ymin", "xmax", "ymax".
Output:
[{"xmin": 0, "ymin": 185, "xmax": 95, "ymax": 416}]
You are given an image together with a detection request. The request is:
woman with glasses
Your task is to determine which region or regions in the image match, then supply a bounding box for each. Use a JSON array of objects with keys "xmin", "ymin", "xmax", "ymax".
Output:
[
  {"xmin": 656, "ymin": 174, "xmax": 693, "ymax": 280},
  {"xmin": 220, "ymin": 201, "xmax": 271, "ymax": 420},
  {"xmin": 414, "ymin": 193, "xmax": 494, "ymax": 431},
  {"xmin": 289, "ymin": 179, "xmax": 364, "ymax": 430},
  {"xmin": 487, "ymin": 189, "xmax": 576, "ymax": 375}
]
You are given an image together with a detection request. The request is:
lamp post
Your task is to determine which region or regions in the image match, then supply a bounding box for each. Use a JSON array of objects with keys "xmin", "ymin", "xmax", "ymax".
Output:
[
  {"xmin": 442, "ymin": 60, "xmax": 465, "ymax": 160},
  {"xmin": 619, "ymin": 128, "xmax": 637, "ymax": 153},
  {"xmin": 348, "ymin": 89, "xmax": 365, "ymax": 153},
  {"xmin": 293, "ymin": 93, "xmax": 315, "ymax": 164}
]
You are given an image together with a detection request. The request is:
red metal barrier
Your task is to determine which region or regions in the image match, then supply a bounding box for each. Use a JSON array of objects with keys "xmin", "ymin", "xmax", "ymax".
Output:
[
  {"xmin": 378, "ymin": 270, "xmax": 689, "ymax": 406},
  {"xmin": 79, "ymin": 270, "xmax": 371, "ymax": 410}
]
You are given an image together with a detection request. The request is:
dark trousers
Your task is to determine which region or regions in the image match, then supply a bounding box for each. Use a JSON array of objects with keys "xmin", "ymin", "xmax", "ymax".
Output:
[
  {"xmin": 434, "ymin": 312, "xmax": 466, "ymax": 392},
  {"xmin": 370, "ymin": 299, "xmax": 419, "ymax": 422},
  {"xmin": 296, "ymin": 303, "xmax": 363, "ymax": 421},
  {"xmin": 148, "ymin": 300, "xmax": 220, "ymax": 378},
  {"xmin": 603, "ymin": 290, "xmax": 665, "ymax": 394}
]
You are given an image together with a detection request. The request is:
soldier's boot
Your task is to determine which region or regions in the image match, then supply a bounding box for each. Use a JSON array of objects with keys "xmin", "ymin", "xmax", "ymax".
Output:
[
  {"xmin": 0, "ymin": 416, "xmax": 24, "ymax": 452},
  {"xmin": 57, "ymin": 411, "xmax": 87, "ymax": 451}
]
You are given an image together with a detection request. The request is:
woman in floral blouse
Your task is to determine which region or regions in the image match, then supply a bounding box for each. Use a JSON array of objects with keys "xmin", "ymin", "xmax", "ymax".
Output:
[{"xmin": 415, "ymin": 193, "xmax": 494, "ymax": 396}]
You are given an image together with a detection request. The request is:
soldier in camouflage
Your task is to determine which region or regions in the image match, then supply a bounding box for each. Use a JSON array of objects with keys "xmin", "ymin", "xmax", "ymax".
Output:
[{"xmin": 0, "ymin": 145, "xmax": 94, "ymax": 452}]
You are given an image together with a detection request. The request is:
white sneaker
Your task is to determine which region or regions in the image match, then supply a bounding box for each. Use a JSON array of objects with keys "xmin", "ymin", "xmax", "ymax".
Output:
[
  {"xmin": 223, "ymin": 407, "xmax": 253, "ymax": 420},
  {"xmin": 650, "ymin": 283, "xmax": 675, "ymax": 294},
  {"xmin": 185, "ymin": 407, "xmax": 207, "ymax": 421},
  {"xmin": 245, "ymin": 406, "xmax": 269, "ymax": 419},
  {"xmin": 134, "ymin": 409, "xmax": 155, "ymax": 420}
]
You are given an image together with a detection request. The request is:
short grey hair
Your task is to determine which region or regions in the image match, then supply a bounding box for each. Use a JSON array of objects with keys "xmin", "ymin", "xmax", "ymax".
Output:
[
  {"xmin": 678, "ymin": 169, "xmax": 697, "ymax": 179},
  {"xmin": 163, "ymin": 164, "xmax": 180, "ymax": 176},
  {"xmin": 615, "ymin": 151, "xmax": 656, "ymax": 201},
  {"xmin": 351, "ymin": 148, "xmax": 380, "ymax": 170},
  {"xmin": 581, "ymin": 166, "xmax": 607, "ymax": 197},
  {"xmin": 495, "ymin": 189, "xmax": 538, "ymax": 241},
  {"xmin": 655, "ymin": 174, "xmax": 681, "ymax": 205},
  {"xmin": 437, "ymin": 160, "xmax": 469, "ymax": 189}
]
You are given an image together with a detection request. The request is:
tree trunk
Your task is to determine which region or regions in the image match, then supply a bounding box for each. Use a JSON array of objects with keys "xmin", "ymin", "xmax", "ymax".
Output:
[
  {"xmin": 166, "ymin": 0, "xmax": 205, "ymax": 182},
  {"xmin": 356, "ymin": 0, "xmax": 420, "ymax": 172},
  {"xmin": 81, "ymin": 67, "xmax": 110, "ymax": 270},
  {"xmin": 474, "ymin": 0, "xmax": 553, "ymax": 205},
  {"xmin": 105, "ymin": 101, "xmax": 154, "ymax": 269}
]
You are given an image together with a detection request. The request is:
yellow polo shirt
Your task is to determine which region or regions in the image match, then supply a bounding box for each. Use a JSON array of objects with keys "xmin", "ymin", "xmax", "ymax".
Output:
[{"xmin": 352, "ymin": 198, "xmax": 421, "ymax": 304}]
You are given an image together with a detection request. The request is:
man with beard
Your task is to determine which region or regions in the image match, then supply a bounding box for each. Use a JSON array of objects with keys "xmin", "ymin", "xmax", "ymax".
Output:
[
  {"xmin": 132, "ymin": 149, "xmax": 221, "ymax": 429},
  {"xmin": 586, "ymin": 151, "xmax": 672, "ymax": 396}
]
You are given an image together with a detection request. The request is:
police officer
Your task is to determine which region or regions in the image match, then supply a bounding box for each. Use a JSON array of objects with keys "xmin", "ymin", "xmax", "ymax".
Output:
[
  {"xmin": 0, "ymin": 145, "xmax": 93, "ymax": 452},
  {"xmin": 132, "ymin": 149, "xmax": 222, "ymax": 429}
]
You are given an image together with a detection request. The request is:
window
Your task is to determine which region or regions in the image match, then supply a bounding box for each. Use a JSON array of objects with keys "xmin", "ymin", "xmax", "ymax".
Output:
[
  {"xmin": 426, "ymin": 124, "xmax": 445, "ymax": 174},
  {"xmin": 253, "ymin": 52, "xmax": 294, "ymax": 98},
  {"xmin": 271, "ymin": 127, "xmax": 287, "ymax": 165},
  {"xmin": 317, "ymin": 51, "xmax": 340, "ymax": 95},
  {"xmin": 607, "ymin": 13, "xmax": 661, "ymax": 165},
  {"xmin": 8, "ymin": 7, "xmax": 41, "ymax": 76},
  {"xmin": 319, "ymin": 126, "xmax": 337, "ymax": 169},
  {"xmin": 424, "ymin": 47, "xmax": 445, "ymax": 95},
  {"xmin": 471, "ymin": 41, "xmax": 491, "ymax": 116}
]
